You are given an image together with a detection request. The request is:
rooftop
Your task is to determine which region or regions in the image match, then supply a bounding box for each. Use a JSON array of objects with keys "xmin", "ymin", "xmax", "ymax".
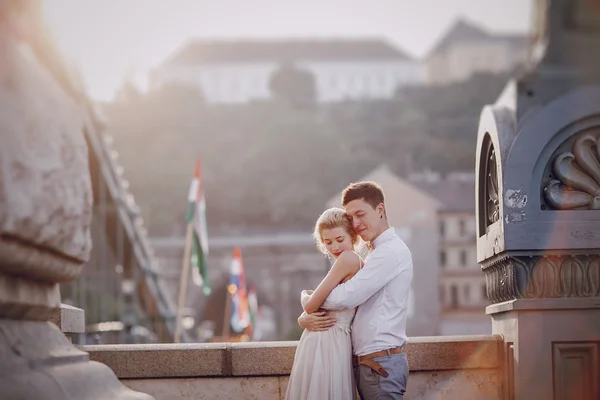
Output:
[
  {"xmin": 427, "ymin": 18, "xmax": 529, "ymax": 57},
  {"xmin": 161, "ymin": 38, "xmax": 414, "ymax": 66},
  {"xmin": 410, "ymin": 171, "xmax": 475, "ymax": 212}
]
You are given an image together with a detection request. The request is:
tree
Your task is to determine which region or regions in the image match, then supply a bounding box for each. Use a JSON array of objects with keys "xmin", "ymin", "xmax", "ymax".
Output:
[
  {"xmin": 269, "ymin": 63, "xmax": 316, "ymax": 108},
  {"xmin": 150, "ymin": 83, "xmax": 205, "ymax": 105},
  {"xmin": 104, "ymin": 69, "xmax": 512, "ymax": 236}
]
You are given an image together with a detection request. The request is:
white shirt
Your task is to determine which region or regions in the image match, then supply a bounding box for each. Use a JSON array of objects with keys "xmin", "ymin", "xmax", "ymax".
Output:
[{"xmin": 322, "ymin": 228, "xmax": 413, "ymax": 356}]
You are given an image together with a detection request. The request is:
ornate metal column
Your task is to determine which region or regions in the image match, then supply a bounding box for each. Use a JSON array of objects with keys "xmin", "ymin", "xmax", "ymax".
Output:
[
  {"xmin": 0, "ymin": 2, "xmax": 152, "ymax": 398},
  {"xmin": 476, "ymin": 1, "xmax": 600, "ymax": 399}
]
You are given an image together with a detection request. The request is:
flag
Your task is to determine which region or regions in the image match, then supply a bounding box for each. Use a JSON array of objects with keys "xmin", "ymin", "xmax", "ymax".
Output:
[
  {"xmin": 185, "ymin": 159, "xmax": 211, "ymax": 295},
  {"xmin": 248, "ymin": 285, "xmax": 259, "ymax": 340},
  {"xmin": 229, "ymin": 247, "xmax": 250, "ymax": 333}
]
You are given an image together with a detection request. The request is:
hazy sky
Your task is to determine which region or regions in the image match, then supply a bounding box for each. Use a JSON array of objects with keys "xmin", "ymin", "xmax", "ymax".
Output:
[{"xmin": 41, "ymin": 0, "xmax": 532, "ymax": 100}]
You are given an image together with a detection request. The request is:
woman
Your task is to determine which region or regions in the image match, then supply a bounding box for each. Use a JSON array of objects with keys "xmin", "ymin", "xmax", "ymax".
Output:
[{"xmin": 285, "ymin": 208, "xmax": 364, "ymax": 400}]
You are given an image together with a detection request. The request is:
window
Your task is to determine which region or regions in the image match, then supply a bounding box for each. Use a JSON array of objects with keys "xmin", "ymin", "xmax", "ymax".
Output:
[
  {"xmin": 439, "ymin": 220, "xmax": 445, "ymax": 238},
  {"xmin": 460, "ymin": 250, "xmax": 467, "ymax": 266},
  {"xmin": 464, "ymin": 285, "xmax": 471, "ymax": 303},
  {"xmin": 439, "ymin": 285, "xmax": 445, "ymax": 305},
  {"xmin": 450, "ymin": 285, "xmax": 458, "ymax": 309},
  {"xmin": 459, "ymin": 219, "xmax": 466, "ymax": 236},
  {"xmin": 440, "ymin": 251, "xmax": 446, "ymax": 267}
]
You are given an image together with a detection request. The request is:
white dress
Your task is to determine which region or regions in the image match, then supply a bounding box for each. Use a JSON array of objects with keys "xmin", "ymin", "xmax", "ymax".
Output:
[{"xmin": 284, "ymin": 298, "xmax": 358, "ymax": 399}]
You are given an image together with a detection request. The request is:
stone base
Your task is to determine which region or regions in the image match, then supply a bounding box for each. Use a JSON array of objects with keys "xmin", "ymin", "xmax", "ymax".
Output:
[
  {"xmin": 0, "ymin": 273, "xmax": 60, "ymax": 320},
  {"xmin": 0, "ymin": 319, "xmax": 154, "ymax": 400},
  {"xmin": 489, "ymin": 298, "xmax": 600, "ymax": 400}
]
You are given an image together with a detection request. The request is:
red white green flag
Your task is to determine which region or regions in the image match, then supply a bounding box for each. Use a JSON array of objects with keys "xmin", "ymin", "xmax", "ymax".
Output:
[{"xmin": 185, "ymin": 159, "xmax": 211, "ymax": 295}]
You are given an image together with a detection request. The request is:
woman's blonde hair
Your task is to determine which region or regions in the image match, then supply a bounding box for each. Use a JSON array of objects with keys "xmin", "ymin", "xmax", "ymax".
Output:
[{"xmin": 313, "ymin": 207, "xmax": 358, "ymax": 255}]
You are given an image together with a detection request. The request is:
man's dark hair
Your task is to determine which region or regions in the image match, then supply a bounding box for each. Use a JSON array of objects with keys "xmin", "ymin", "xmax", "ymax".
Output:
[{"xmin": 341, "ymin": 181, "xmax": 385, "ymax": 209}]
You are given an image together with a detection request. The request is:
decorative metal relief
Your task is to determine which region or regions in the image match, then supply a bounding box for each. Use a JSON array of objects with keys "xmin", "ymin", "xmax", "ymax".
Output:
[
  {"xmin": 486, "ymin": 148, "xmax": 500, "ymax": 224},
  {"xmin": 479, "ymin": 135, "xmax": 500, "ymax": 236},
  {"xmin": 544, "ymin": 132, "xmax": 600, "ymax": 210},
  {"xmin": 482, "ymin": 254, "xmax": 600, "ymax": 305}
]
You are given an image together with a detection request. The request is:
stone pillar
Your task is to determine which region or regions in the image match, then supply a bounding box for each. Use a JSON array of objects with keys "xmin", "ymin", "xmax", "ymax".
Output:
[
  {"xmin": 475, "ymin": 1, "xmax": 600, "ymax": 399},
  {"xmin": 0, "ymin": 2, "xmax": 152, "ymax": 399}
]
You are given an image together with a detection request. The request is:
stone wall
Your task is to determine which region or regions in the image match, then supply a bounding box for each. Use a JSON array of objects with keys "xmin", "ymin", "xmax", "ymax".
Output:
[{"xmin": 82, "ymin": 335, "xmax": 504, "ymax": 400}]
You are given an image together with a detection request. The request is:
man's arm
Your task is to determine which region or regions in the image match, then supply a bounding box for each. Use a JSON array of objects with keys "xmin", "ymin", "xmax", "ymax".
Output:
[
  {"xmin": 322, "ymin": 247, "xmax": 410, "ymax": 310},
  {"xmin": 297, "ymin": 310, "xmax": 336, "ymax": 331}
]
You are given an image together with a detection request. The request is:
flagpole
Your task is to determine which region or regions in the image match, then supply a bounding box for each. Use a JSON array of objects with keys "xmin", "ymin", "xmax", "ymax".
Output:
[
  {"xmin": 222, "ymin": 284, "xmax": 232, "ymax": 340},
  {"xmin": 174, "ymin": 223, "xmax": 194, "ymax": 343}
]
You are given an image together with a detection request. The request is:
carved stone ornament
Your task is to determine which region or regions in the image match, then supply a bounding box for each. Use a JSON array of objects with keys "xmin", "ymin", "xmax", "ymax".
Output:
[
  {"xmin": 544, "ymin": 131, "xmax": 600, "ymax": 210},
  {"xmin": 483, "ymin": 254, "xmax": 600, "ymax": 304}
]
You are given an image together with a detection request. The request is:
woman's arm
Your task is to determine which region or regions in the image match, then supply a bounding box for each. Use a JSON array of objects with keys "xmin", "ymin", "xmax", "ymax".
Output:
[
  {"xmin": 300, "ymin": 290, "xmax": 313, "ymax": 309},
  {"xmin": 303, "ymin": 251, "xmax": 360, "ymax": 314}
]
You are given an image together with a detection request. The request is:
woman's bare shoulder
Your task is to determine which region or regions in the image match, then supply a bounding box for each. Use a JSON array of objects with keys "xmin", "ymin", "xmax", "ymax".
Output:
[{"xmin": 336, "ymin": 250, "xmax": 362, "ymax": 272}]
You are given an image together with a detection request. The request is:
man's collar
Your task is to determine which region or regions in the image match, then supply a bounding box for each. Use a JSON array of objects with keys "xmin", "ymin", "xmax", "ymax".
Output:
[{"xmin": 370, "ymin": 227, "xmax": 394, "ymax": 249}]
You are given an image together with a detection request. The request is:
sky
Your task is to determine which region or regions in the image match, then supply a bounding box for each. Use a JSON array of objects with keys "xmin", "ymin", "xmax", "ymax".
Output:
[{"xmin": 41, "ymin": 0, "xmax": 532, "ymax": 101}]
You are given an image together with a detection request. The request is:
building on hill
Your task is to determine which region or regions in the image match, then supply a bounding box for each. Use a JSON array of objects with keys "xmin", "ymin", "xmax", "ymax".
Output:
[
  {"xmin": 150, "ymin": 39, "xmax": 424, "ymax": 104},
  {"xmin": 426, "ymin": 18, "xmax": 530, "ymax": 85},
  {"xmin": 327, "ymin": 165, "xmax": 443, "ymax": 336},
  {"xmin": 410, "ymin": 170, "xmax": 491, "ymax": 335}
]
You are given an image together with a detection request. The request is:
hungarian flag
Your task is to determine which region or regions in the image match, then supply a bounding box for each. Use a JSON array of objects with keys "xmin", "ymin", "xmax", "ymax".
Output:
[
  {"xmin": 229, "ymin": 247, "xmax": 250, "ymax": 333},
  {"xmin": 185, "ymin": 159, "xmax": 211, "ymax": 295}
]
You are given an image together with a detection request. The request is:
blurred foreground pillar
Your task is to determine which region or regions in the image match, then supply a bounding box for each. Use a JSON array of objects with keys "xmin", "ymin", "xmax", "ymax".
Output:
[
  {"xmin": 476, "ymin": 1, "xmax": 600, "ymax": 399},
  {"xmin": 0, "ymin": 2, "xmax": 153, "ymax": 398}
]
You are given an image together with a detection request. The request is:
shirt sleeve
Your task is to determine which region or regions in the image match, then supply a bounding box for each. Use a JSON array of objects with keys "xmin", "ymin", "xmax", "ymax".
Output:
[{"xmin": 322, "ymin": 246, "xmax": 408, "ymax": 310}]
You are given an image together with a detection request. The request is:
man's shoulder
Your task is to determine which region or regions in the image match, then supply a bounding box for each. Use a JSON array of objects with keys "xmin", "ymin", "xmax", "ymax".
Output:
[
  {"xmin": 377, "ymin": 236, "xmax": 412, "ymax": 268},
  {"xmin": 378, "ymin": 234, "xmax": 410, "ymax": 254}
]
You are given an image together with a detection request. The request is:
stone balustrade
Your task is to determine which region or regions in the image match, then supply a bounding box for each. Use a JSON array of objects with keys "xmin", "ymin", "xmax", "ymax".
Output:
[
  {"xmin": 48, "ymin": 303, "xmax": 85, "ymax": 342},
  {"xmin": 81, "ymin": 335, "xmax": 504, "ymax": 400}
]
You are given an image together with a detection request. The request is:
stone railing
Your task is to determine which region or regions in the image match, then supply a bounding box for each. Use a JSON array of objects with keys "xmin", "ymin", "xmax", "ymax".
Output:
[
  {"xmin": 48, "ymin": 303, "xmax": 85, "ymax": 342},
  {"xmin": 80, "ymin": 335, "xmax": 504, "ymax": 400}
]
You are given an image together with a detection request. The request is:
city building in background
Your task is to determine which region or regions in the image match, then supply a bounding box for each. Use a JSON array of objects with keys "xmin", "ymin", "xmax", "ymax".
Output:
[
  {"xmin": 411, "ymin": 170, "xmax": 490, "ymax": 335},
  {"xmin": 151, "ymin": 232, "xmax": 326, "ymax": 341},
  {"xmin": 150, "ymin": 39, "xmax": 424, "ymax": 103},
  {"xmin": 426, "ymin": 18, "xmax": 529, "ymax": 85},
  {"xmin": 150, "ymin": 166, "xmax": 492, "ymax": 340}
]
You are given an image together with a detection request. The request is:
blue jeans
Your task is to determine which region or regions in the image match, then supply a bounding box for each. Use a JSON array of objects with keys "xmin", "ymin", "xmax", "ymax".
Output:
[{"xmin": 354, "ymin": 351, "xmax": 409, "ymax": 400}]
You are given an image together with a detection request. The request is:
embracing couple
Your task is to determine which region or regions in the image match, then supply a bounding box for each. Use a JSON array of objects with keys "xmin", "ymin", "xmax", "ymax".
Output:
[{"xmin": 285, "ymin": 181, "xmax": 413, "ymax": 400}]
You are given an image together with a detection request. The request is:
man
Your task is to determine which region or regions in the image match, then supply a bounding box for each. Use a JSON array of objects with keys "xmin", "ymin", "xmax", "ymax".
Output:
[{"xmin": 298, "ymin": 181, "xmax": 413, "ymax": 399}]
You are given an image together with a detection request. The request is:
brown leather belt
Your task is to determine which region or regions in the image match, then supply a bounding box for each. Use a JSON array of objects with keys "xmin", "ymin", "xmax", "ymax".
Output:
[{"xmin": 352, "ymin": 346, "xmax": 405, "ymax": 378}]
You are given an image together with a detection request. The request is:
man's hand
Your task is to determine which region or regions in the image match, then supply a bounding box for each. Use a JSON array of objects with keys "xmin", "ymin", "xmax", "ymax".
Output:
[{"xmin": 297, "ymin": 310, "xmax": 336, "ymax": 332}]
